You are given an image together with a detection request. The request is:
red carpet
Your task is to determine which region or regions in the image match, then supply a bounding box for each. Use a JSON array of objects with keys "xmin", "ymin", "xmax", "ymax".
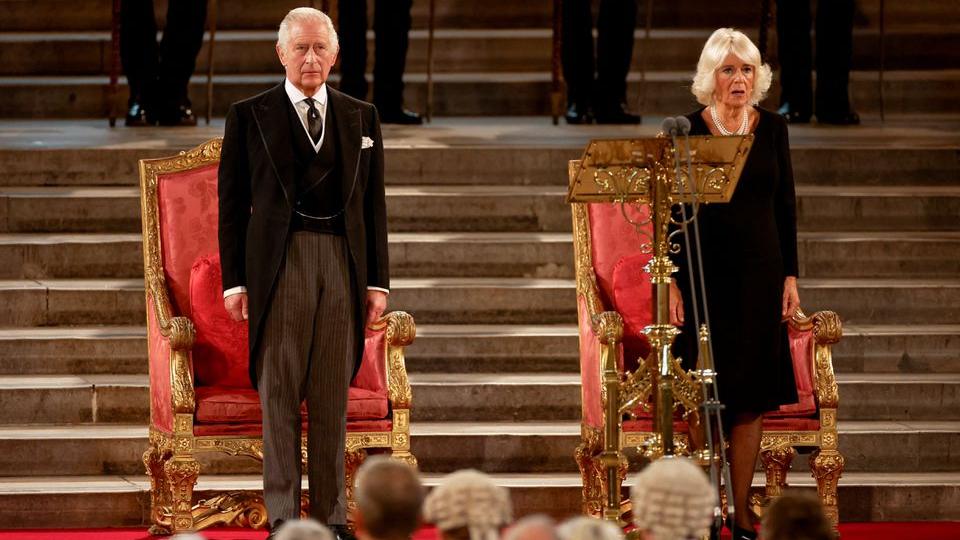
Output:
[{"xmin": 1, "ymin": 523, "xmax": 960, "ymax": 540}]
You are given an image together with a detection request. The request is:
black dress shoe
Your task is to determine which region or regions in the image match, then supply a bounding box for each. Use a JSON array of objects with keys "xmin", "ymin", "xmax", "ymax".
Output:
[
  {"xmin": 817, "ymin": 110, "xmax": 860, "ymax": 125},
  {"xmin": 156, "ymin": 104, "xmax": 198, "ymax": 127},
  {"xmin": 594, "ymin": 103, "xmax": 641, "ymax": 124},
  {"xmin": 125, "ymin": 101, "xmax": 154, "ymax": 127},
  {"xmin": 732, "ymin": 525, "xmax": 758, "ymax": 540},
  {"xmin": 564, "ymin": 103, "xmax": 593, "ymax": 125},
  {"xmin": 266, "ymin": 518, "xmax": 285, "ymax": 540},
  {"xmin": 778, "ymin": 103, "xmax": 811, "ymax": 124},
  {"xmin": 380, "ymin": 108, "xmax": 423, "ymax": 125},
  {"xmin": 330, "ymin": 524, "xmax": 357, "ymax": 540}
]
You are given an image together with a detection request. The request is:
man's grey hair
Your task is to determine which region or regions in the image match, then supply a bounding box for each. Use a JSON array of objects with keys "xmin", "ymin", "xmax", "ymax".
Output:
[
  {"xmin": 504, "ymin": 515, "xmax": 558, "ymax": 540},
  {"xmin": 277, "ymin": 7, "xmax": 339, "ymax": 51},
  {"xmin": 275, "ymin": 519, "xmax": 337, "ymax": 540},
  {"xmin": 356, "ymin": 456, "xmax": 425, "ymax": 540},
  {"xmin": 556, "ymin": 516, "xmax": 623, "ymax": 540},
  {"xmin": 171, "ymin": 535, "xmax": 206, "ymax": 540}
]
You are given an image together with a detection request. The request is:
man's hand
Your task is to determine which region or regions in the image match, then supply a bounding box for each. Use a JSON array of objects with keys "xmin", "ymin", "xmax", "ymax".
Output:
[
  {"xmin": 225, "ymin": 293, "xmax": 248, "ymax": 321},
  {"xmin": 782, "ymin": 276, "xmax": 800, "ymax": 319},
  {"xmin": 365, "ymin": 290, "xmax": 388, "ymax": 326}
]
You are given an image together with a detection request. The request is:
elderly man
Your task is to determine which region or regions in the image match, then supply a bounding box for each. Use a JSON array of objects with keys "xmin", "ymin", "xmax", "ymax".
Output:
[
  {"xmin": 354, "ymin": 457, "xmax": 424, "ymax": 540},
  {"xmin": 217, "ymin": 7, "xmax": 389, "ymax": 539}
]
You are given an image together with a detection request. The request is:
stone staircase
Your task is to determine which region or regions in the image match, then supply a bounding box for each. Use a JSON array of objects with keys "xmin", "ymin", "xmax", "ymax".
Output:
[
  {"xmin": 0, "ymin": 0, "xmax": 958, "ymax": 118},
  {"xmin": 0, "ymin": 119, "xmax": 959, "ymax": 527}
]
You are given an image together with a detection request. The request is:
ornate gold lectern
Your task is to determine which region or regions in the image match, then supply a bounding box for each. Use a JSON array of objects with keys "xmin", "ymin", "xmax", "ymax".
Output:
[{"xmin": 567, "ymin": 133, "xmax": 754, "ymax": 522}]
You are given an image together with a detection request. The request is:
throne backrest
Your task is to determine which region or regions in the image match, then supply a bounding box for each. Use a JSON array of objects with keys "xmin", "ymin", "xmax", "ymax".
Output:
[
  {"xmin": 143, "ymin": 141, "xmax": 223, "ymax": 318},
  {"xmin": 585, "ymin": 203, "xmax": 652, "ymax": 309}
]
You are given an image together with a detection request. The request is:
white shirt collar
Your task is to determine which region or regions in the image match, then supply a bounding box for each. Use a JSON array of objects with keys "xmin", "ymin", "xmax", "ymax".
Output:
[{"xmin": 284, "ymin": 78, "xmax": 327, "ymax": 108}]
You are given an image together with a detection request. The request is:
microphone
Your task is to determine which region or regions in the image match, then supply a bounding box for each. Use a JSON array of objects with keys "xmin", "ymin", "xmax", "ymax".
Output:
[
  {"xmin": 676, "ymin": 116, "xmax": 691, "ymax": 136},
  {"xmin": 660, "ymin": 117, "xmax": 678, "ymax": 136}
]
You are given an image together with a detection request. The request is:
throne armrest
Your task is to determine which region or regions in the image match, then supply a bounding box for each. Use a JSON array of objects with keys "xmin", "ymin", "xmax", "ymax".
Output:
[
  {"xmin": 381, "ymin": 311, "xmax": 416, "ymax": 411},
  {"xmin": 787, "ymin": 309, "xmax": 841, "ymax": 410},
  {"xmin": 145, "ymin": 267, "xmax": 197, "ymax": 417}
]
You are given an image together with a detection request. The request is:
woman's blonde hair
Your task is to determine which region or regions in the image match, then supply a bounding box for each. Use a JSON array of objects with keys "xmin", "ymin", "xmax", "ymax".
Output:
[{"xmin": 691, "ymin": 28, "xmax": 772, "ymax": 106}]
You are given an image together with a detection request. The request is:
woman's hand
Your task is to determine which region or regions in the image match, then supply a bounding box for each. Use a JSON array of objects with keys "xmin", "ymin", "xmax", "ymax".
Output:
[
  {"xmin": 669, "ymin": 281, "xmax": 685, "ymax": 326},
  {"xmin": 782, "ymin": 276, "xmax": 800, "ymax": 319}
]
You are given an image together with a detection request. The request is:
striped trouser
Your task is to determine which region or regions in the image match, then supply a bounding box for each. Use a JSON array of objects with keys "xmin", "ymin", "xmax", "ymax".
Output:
[{"xmin": 257, "ymin": 231, "xmax": 355, "ymax": 527}]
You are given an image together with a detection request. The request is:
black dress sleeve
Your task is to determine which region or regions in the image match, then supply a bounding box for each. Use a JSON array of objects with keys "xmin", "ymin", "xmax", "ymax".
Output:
[{"xmin": 772, "ymin": 113, "xmax": 799, "ymax": 277}]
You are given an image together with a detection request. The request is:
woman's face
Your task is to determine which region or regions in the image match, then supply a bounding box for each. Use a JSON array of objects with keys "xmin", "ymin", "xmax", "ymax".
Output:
[{"xmin": 713, "ymin": 53, "xmax": 755, "ymax": 108}]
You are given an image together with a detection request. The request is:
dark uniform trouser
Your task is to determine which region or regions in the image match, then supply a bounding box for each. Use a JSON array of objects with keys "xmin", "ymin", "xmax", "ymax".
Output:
[
  {"xmin": 257, "ymin": 232, "xmax": 355, "ymax": 526},
  {"xmin": 337, "ymin": 0, "xmax": 413, "ymax": 112},
  {"xmin": 776, "ymin": 0, "xmax": 855, "ymax": 117},
  {"xmin": 561, "ymin": 0, "xmax": 638, "ymax": 109}
]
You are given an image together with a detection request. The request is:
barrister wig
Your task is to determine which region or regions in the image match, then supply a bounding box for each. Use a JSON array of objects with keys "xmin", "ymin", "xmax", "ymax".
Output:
[
  {"xmin": 277, "ymin": 7, "xmax": 339, "ymax": 50},
  {"xmin": 691, "ymin": 28, "xmax": 772, "ymax": 106},
  {"xmin": 630, "ymin": 457, "xmax": 716, "ymax": 540},
  {"xmin": 423, "ymin": 469, "xmax": 512, "ymax": 540}
]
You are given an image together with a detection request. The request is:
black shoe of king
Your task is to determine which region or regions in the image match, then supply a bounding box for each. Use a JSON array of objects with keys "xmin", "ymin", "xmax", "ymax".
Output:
[{"xmin": 330, "ymin": 524, "xmax": 357, "ymax": 540}]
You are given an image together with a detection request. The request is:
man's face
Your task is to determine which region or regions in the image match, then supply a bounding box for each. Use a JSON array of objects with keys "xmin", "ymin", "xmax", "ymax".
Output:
[{"xmin": 277, "ymin": 20, "xmax": 339, "ymax": 94}]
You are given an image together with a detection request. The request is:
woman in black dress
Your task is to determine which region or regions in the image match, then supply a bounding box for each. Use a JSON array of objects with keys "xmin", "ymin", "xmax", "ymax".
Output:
[{"xmin": 669, "ymin": 28, "xmax": 801, "ymax": 540}]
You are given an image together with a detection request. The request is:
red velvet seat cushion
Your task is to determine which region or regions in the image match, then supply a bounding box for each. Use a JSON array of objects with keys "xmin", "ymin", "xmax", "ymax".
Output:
[
  {"xmin": 189, "ymin": 254, "xmax": 250, "ymax": 388},
  {"xmin": 193, "ymin": 419, "xmax": 394, "ymax": 437},
  {"xmin": 195, "ymin": 386, "xmax": 389, "ymax": 424},
  {"xmin": 766, "ymin": 324, "xmax": 817, "ymax": 418}
]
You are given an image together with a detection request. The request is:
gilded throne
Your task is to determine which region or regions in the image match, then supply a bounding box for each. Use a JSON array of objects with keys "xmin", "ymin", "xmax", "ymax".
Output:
[
  {"xmin": 571, "ymin": 200, "xmax": 845, "ymax": 528},
  {"xmin": 139, "ymin": 139, "xmax": 416, "ymax": 534}
]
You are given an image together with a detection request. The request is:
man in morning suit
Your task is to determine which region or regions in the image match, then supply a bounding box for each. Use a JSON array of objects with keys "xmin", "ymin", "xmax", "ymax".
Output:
[{"xmin": 217, "ymin": 7, "xmax": 390, "ymax": 539}]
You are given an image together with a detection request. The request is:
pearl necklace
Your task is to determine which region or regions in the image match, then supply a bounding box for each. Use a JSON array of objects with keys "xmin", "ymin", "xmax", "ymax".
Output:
[{"xmin": 709, "ymin": 105, "xmax": 749, "ymax": 136}]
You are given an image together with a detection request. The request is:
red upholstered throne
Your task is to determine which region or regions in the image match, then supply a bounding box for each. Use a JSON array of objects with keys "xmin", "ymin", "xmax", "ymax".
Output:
[
  {"xmin": 571, "ymin": 202, "xmax": 845, "ymax": 529},
  {"xmin": 139, "ymin": 139, "xmax": 416, "ymax": 534}
]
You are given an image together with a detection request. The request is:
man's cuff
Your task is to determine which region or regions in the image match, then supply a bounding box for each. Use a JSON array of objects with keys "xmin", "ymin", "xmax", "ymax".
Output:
[
  {"xmin": 367, "ymin": 286, "xmax": 390, "ymax": 295},
  {"xmin": 223, "ymin": 286, "xmax": 247, "ymax": 299}
]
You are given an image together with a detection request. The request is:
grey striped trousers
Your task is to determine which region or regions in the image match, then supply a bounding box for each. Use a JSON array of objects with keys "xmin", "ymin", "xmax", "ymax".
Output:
[{"xmin": 257, "ymin": 231, "xmax": 355, "ymax": 527}]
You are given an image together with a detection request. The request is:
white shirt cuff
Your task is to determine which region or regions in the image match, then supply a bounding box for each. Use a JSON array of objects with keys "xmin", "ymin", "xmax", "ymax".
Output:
[
  {"xmin": 367, "ymin": 286, "xmax": 390, "ymax": 295},
  {"xmin": 223, "ymin": 286, "xmax": 247, "ymax": 298}
]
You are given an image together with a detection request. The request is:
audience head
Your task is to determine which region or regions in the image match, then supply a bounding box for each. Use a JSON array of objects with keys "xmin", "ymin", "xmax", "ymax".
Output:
[
  {"xmin": 275, "ymin": 519, "xmax": 336, "ymax": 540},
  {"xmin": 691, "ymin": 28, "xmax": 772, "ymax": 107},
  {"xmin": 629, "ymin": 457, "xmax": 715, "ymax": 540},
  {"xmin": 504, "ymin": 515, "xmax": 559, "ymax": 540},
  {"xmin": 424, "ymin": 469, "xmax": 513, "ymax": 540},
  {"xmin": 556, "ymin": 516, "xmax": 623, "ymax": 540},
  {"xmin": 355, "ymin": 456, "xmax": 425, "ymax": 540},
  {"xmin": 761, "ymin": 492, "xmax": 833, "ymax": 540}
]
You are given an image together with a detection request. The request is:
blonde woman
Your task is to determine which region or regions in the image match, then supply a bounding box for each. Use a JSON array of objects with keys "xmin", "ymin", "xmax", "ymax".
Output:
[{"xmin": 669, "ymin": 28, "xmax": 801, "ymax": 540}]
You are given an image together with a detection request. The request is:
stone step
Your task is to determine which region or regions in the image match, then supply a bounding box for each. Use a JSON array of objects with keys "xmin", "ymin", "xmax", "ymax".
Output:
[
  {"xmin": 2, "ymin": 230, "xmax": 959, "ymax": 280},
  {"xmin": 3, "ymin": 28, "xmax": 956, "ymax": 77},
  {"xmin": 0, "ymin": 420, "xmax": 956, "ymax": 478},
  {"xmin": 3, "ymin": 185, "xmax": 957, "ymax": 234},
  {"xmin": 0, "ymin": 277, "xmax": 957, "ymax": 326},
  {"xmin": 1, "ymin": 142, "xmax": 957, "ymax": 189},
  {"xmin": 2, "ymin": 70, "xmax": 958, "ymax": 118},
  {"xmin": 1, "ymin": 322, "xmax": 957, "ymax": 378},
  {"xmin": 0, "ymin": 471, "xmax": 957, "ymax": 527},
  {"xmin": 0, "ymin": 372, "xmax": 955, "ymax": 425},
  {"xmin": 2, "ymin": 0, "xmax": 953, "ymax": 31}
]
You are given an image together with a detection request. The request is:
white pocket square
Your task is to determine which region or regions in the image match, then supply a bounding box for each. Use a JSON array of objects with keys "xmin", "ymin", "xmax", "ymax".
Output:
[{"xmin": 361, "ymin": 136, "xmax": 374, "ymax": 149}]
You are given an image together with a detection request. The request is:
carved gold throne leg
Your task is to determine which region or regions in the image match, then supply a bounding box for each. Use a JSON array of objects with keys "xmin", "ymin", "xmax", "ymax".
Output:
[
  {"xmin": 810, "ymin": 449, "xmax": 844, "ymax": 534},
  {"xmin": 164, "ymin": 456, "xmax": 201, "ymax": 532},
  {"xmin": 345, "ymin": 448, "xmax": 368, "ymax": 525},
  {"xmin": 760, "ymin": 446, "xmax": 796, "ymax": 499},
  {"xmin": 144, "ymin": 437, "xmax": 174, "ymax": 535},
  {"xmin": 575, "ymin": 426, "xmax": 603, "ymax": 516}
]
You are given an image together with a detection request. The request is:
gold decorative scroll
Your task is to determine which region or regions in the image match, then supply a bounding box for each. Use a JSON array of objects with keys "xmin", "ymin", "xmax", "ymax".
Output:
[{"xmin": 567, "ymin": 135, "xmax": 754, "ymax": 204}]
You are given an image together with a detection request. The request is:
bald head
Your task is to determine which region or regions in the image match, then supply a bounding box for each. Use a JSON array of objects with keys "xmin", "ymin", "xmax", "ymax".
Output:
[{"xmin": 356, "ymin": 457, "xmax": 424, "ymax": 540}]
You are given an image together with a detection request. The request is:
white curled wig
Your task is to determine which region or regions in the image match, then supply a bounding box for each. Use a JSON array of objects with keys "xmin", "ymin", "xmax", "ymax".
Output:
[
  {"xmin": 277, "ymin": 7, "xmax": 339, "ymax": 51},
  {"xmin": 630, "ymin": 457, "xmax": 716, "ymax": 540},
  {"xmin": 423, "ymin": 469, "xmax": 512, "ymax": 540},
  {"xmin": 691, "ymin": 28, "xmax": 772, "ymax": 106}
]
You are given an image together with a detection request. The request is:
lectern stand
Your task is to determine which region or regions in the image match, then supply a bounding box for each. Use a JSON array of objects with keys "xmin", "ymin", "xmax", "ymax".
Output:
[{"xmin": 567, "ymin": 133, "xmax": 753, "ymax": 523}]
